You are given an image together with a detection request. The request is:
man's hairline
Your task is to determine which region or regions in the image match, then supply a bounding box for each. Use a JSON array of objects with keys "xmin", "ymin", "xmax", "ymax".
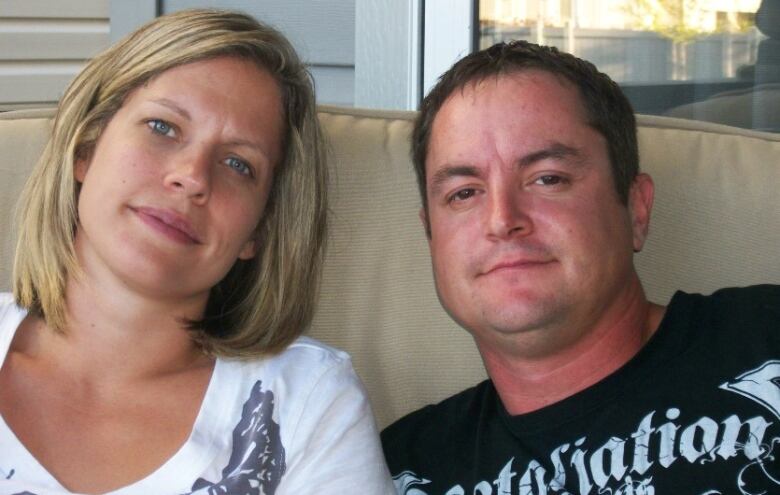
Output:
[{"xmin": 420, "ymin": 67, "xmax": 609, "ymax": 216}]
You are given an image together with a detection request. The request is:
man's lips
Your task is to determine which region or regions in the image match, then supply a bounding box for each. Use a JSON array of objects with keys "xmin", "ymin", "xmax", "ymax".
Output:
[
  {"xmin": 132, "ymin": 206, "xmax": 202, "ymax": 244},
  {"xmin": 481, "ymin": 258, "xmax": 555, "ymax": 276}
]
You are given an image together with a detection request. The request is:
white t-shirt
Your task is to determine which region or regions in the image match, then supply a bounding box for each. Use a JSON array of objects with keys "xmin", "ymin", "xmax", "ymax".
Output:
[{"xmin": 0, "ymin": 293, "xmax": 395, "ymax": 495}]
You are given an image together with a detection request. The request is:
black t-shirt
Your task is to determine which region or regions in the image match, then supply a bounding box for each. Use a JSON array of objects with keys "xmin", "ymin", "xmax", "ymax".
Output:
[{"xmin": 382, "ymin": 285, "xmax": 780, "ymax": 494}]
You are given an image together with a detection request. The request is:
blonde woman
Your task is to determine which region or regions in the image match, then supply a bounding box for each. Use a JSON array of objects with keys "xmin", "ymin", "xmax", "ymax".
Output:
[{"xmin": 0, "ymin": 9, "xmax": 393, "ymax": 495}]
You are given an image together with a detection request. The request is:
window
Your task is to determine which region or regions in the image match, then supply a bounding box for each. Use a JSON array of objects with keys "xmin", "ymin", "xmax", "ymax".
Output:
[{"xmin": 473, "ymin": 0, "xmax": 778, "ymax": 132}]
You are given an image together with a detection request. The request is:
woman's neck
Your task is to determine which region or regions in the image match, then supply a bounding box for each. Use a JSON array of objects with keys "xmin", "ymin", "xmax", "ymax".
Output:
[{"xmin": 17, "ymin": 272, "xmax": 213, "ymax": 386}]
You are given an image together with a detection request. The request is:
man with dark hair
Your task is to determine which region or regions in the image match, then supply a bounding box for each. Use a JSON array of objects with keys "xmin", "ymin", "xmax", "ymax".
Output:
[{"xmin": 381, "ymin": 40, "xmax": 780, "ymax": 494}]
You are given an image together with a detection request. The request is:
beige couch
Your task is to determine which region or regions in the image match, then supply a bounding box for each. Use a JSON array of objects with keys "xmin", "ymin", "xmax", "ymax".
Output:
[{"xmin": 1, "ymin": 106, "xmax": 779, "ymax": 429}]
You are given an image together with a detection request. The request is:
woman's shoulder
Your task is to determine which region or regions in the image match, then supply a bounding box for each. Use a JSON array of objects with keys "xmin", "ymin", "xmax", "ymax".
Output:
[
  {"xmin": 208, "ymin": 337, "xmax": 369, "ymax": 452},
  {"xmin": 284, "ymin": 335, "xmax": 353, "ymax": 365},
  {"xmin": 232, "ymin": 335, "xmax": 351, "ymax": 368},
  {"xmin": 217, "ymin": 336, "xmax": 359, "ymax": 393}
]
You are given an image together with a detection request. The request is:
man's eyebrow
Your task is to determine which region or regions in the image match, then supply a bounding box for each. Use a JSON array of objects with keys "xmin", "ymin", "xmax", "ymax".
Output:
[
  {"xmin": 429, "ymin": 165, "xmax": 481, "ymax": 196},
  {"xmin": 517, "ymin": 142, "xmax": 583, "ymax": 168},
  {"xmin": 427, "ymin": 143, "xmax": 584, "ymax": 196},
  {"xmin": 149, "ymin": 98, "xmax": 191, "ymax": 121}
]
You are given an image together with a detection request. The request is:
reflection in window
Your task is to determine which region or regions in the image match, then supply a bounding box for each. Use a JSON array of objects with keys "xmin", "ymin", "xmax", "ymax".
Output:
[{"xmin": 478, "ymin": 0, "xmax": 779, "ymax": 132}]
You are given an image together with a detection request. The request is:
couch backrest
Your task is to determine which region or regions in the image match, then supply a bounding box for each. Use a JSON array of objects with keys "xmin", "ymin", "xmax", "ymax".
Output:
[{"xmin": 1, "ymin": 106, "xmax": 779, "ymax": 428}]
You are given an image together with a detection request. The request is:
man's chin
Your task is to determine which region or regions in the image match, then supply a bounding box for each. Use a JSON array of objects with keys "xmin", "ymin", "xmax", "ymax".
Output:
[
  {"xmin": 477, "ymin": 296, "xmax": 567, "ymax": 335},
  {"xmin": 437, "ymin": 285, "xmax": 566, "ymax": 332}
]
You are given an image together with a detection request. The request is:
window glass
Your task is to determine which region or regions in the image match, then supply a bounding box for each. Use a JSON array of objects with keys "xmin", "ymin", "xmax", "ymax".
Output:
[{"xmin": 478, "ymin": 0, "xmax": 779, "ymax": 132}]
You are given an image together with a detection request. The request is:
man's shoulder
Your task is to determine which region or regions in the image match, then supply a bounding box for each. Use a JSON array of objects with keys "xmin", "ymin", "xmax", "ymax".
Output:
[
  {"xmin": 381, "ymin": 380, "xmax": 493, "ymax": 460},
  {"xmin": 681, "ymin": 284, "xmax": 780, "ymax": 322},
  {"xmin": 671, "ymin": 284, "xmax": 779, "ymax": 317},
  {"xmin": 708, "ymin": 284, "xmax": 780, "ymax": 305}
]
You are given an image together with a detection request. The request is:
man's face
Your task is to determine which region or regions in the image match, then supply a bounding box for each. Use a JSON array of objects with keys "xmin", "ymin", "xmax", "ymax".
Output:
[{"xmin": 424, "ymin": 71, "xmax": 653, "ymax": 357}]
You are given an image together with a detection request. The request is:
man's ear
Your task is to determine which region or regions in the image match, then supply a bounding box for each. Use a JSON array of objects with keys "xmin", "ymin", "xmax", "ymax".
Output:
[
  {"xmin": 628, "ymin": 173, "xmax": 654, "ymax": 252},
  {"xmin": 419, "ymin": 207, "xmax": 431, "ymax": 240}
]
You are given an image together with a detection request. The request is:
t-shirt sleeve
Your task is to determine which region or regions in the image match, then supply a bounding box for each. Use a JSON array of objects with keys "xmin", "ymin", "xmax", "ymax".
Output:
[{"xmin": 277, "ymin": 357, "xmax": 396, "ymax": 494}]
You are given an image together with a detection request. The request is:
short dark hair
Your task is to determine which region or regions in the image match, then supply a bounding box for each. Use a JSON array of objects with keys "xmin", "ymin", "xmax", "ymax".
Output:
[{"xmin": 412, "ymin": 40, "xmax": 638, "ymax": 217}]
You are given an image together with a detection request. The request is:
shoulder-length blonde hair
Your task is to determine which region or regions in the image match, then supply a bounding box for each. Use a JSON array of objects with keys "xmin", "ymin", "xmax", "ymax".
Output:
[{"xmin": 13, "ymin": 9, "xmax": 328, "ymax": 357}]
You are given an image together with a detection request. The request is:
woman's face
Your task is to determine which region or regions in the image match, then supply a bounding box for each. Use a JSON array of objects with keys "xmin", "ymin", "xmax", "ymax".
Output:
[{"xmin": 73, "ymin": 56, "xmax": 284, "ymax": 303}]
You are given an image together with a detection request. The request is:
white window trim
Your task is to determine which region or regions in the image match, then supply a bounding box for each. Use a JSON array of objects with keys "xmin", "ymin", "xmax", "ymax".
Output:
[
  {"xmin": 422, "ymin": 0, "xmax": 475, "ymax": 99},
  {"xmin": 354, "ymin": 0, "xmax": 423, "ymax": 110},
  {"xmin": 109, "ymin": 0, "xmax": 158, "ymax": 42}
]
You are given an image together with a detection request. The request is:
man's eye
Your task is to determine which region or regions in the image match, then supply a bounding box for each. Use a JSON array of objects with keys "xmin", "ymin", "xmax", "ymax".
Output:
[
  {"xmin": 226, "ymin": 156, "xmax": 253, "ymax": 177},
  {"xmin": 449, "ymin": 188, "xmax": 476, "ymax": 202},
  {"xmin": 534, "ymin": 175, "xmax": 565, "ymax": 186},
  {"xmin": 147, "ymin": 119, "xmax": 175, "ymax": 137}
]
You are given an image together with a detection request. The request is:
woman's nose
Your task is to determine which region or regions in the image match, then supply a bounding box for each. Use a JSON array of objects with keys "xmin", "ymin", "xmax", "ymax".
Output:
[{"xmin": 163, "ymin": 147, "xmax": 212, "ymax": 204}]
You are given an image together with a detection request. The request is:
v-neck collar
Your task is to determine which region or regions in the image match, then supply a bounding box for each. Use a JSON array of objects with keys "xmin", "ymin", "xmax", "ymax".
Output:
[{"xmin": 0, "ymin": 295, "xmax": 234, "ymax": 494}]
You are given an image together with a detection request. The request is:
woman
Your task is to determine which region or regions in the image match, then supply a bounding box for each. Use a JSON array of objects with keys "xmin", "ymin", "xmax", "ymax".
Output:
[{"xmin": 0, "ymin": 9, "xmax": 394, "ymax": 495}]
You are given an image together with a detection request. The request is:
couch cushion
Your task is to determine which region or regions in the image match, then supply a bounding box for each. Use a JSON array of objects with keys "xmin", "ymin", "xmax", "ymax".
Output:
[
  {"xmin": 1, "ymin": 106, "xmax": 778, "ymax": 428},
  {"xmin": 635, "ymin": 115, "xmax": 780, "ymax": 303},
  {"xmin": 0, "ymin": 108, "xmax": 55, "ymax": 294}
]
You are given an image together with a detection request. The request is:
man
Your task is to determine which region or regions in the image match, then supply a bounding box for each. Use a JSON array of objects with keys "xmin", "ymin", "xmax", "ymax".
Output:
[{"xmin": 381, "ymin": 40, "xmax": 780, "ymax": 494}]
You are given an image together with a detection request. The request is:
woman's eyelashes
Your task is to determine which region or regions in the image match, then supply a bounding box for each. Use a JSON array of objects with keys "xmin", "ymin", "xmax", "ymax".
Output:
[
  {"xmin": 225, "ymin": 156, "xmax": 254, "ymax": 178},
  {"xmin": 146, "ymin": 118, "xmax": 177, "ymax": 138}
]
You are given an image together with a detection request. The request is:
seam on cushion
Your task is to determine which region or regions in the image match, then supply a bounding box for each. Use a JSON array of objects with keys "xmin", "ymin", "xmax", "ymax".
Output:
[
  {"xmin": 5, "ymin": 106, "xmax": 779, "ymax": 144},
  {"xmin": 637, "ymin": 114, "xmax": 780, "ymax": 142},
  {"xmin": 0, "ymin": 108, "xmax": 56, "ymax": 121}
]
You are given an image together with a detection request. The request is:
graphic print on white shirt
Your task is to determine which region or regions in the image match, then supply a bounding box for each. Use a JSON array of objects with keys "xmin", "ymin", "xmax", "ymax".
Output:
[
  {"xmin": 188, "ymin": 380, "xmax": 285, "ymax": 494},
  {"xmin": 393, "ymin": 360, "xmax": 780, "ymax": 495}
]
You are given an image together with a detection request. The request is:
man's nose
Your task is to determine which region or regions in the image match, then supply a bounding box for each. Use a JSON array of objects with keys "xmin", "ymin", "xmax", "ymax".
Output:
[
  {"xmin": 486, "ymin": 185, "xmax": 532, "ymax": 239},
  {"xmin": 163, "ymin": 147, "xmax": 212, "ymax": 204}
]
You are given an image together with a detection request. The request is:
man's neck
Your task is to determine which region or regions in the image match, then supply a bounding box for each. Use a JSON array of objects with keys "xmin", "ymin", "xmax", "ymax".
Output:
[{"xmin": 479, "ymin": 277, "xmax": 666, "ymax": 415}]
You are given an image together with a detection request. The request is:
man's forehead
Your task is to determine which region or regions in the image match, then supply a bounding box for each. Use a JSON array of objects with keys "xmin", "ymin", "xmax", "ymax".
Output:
[
  {"xmin": 421, "ymin": 69, "xmax": 612, "ymax": 196},
  {"xmin": 450, "ymin": 69, "xmax": 579, "ymax": 105},
  {"xmin": 430, "ymin": 70, "xmax": 588, "ymax": 140},
  {"xmin": 427, "ymin": 70, "xmax": 589, "ymax": 151}
]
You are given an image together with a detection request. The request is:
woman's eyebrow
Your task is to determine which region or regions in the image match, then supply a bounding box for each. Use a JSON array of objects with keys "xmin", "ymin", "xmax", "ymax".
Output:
[{"xmin": 149, "ymin": 98, "xmax": 191, "ymax": 121}]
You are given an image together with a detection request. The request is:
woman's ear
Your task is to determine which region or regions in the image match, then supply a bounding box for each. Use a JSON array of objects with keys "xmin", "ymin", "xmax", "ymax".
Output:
[
  {"xmin": 237, "ymin": 238, "xmax": 258, "ymax": 260},
  {"xmin": 74, "ymin": 152, "xmax": 91, "ymax": 183}
]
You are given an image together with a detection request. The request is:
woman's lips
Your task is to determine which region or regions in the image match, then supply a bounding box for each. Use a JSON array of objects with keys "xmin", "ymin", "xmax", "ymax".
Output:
[{"xmin": 132, "ymin": 207, "xmax": 201, "ymax": 245}]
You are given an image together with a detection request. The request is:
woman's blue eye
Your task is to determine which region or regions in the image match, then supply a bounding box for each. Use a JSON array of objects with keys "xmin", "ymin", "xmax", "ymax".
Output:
[
  {"xmin": 148, "ymin": 119, "xmax": 174, "ymax": 137},
  {"xmin": 226, "ymin": 156, "xmax": 252, "ymax": 177}
]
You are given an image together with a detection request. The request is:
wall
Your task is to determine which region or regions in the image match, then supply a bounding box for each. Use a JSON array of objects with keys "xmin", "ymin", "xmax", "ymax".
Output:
[
  {"xmin": 0, "ymin": 0, "xmax": 110, "ymax": 110},
  {"xmin": 0, "ymin": 1, "xmax": 420, "ymax": 110},
  {"xmin": 163, "ymin": 0, "xmax": 356, "ymax": 107}
]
